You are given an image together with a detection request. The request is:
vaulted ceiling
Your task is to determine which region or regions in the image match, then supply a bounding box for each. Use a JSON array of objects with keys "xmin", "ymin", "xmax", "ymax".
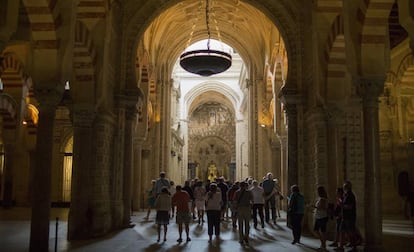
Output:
[{"xmin": 141, "ymin": 0, "xmax": 283, "ymax": 72}]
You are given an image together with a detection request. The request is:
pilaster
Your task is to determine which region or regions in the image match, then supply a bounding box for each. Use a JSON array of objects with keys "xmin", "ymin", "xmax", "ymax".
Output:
[{"xmin": 357, "ymin": 76, "xmax": 384, "ymax": 252}]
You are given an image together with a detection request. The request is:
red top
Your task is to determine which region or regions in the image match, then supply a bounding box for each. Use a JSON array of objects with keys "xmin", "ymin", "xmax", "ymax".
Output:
[{"xmin": 172, "ymin": 190, "xmax": 191, "ymax": 213}]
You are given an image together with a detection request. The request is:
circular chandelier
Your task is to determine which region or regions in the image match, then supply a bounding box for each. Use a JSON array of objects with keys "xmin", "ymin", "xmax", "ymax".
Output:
[{"xmin": 179, "ymin": 0, "xmax": 232, "ymax": 77}]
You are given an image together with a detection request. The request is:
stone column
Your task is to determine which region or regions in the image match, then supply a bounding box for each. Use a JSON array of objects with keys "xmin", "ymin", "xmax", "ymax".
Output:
[
  {"xmin": 270, "ymin": 136, "xmax": 282, "ymax": 180},
  {"xmin": 29, "ymin": 88, "xmax": 61, "ymax": 252},
  {"xmin": 326, "ymin": 111, "xmax": 341, "ymax": 194},
  {"xmin": 279, "ymin": 136, "xmax": 288, "ymax": 198},
  {"xmin": 1, "ymin": 142, "xmax": 15, "ymax": 208},
  {"xmin": 122, "ymin": 98, "xmax": 138, "ymax": 227},
  {"xmin": 141, "ymin": 149, "xmax": 151, "ymax": 207},
  {"xmin": 285, "ymin": 104, "xmax": 298, "ymax": 190},
  {"xmin": 357, "ymin": 77, "xmax": 384, "ymax": 251},
  {"xmin": 132, "ymin": 137, "xmax": 144, "ymax": 210},
  {"xmin": 279, "ymin": 87, "xmax": 301, "ymax": 193},
  {"xmin": 67, "ymin": 106, "xmax": 95, "ymax": 240}
]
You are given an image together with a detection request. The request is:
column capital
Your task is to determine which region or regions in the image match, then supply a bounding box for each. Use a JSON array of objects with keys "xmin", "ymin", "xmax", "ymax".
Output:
[
  {"xmin": 34, "ymin": 87, "xmax": 63, "ymax": 111},
  {"xmin": 72, "ymin": 105, "xmax": 96, "ymax": 128},
  {"xmin": 117, "ymin": 88, "xmax": 143, "ymax": 108},
  {"xmin": 356, "ymin": 76, "xmax": 385, "ymax": 102},
  {"xmin": 278, "ymin": 86, "xmax": 302, "ymax": 106}
]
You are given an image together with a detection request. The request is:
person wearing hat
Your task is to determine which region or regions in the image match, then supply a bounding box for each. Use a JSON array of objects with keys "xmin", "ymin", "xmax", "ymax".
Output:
[{"xmin": 205, "ymin": 183, "xmax": 222, "ymax": 242}]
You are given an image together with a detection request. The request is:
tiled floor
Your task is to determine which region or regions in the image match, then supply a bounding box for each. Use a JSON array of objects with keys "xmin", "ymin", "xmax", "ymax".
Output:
[{"xmin": 1, "ymin": 208, "xmax": 413, "ymax": 251}]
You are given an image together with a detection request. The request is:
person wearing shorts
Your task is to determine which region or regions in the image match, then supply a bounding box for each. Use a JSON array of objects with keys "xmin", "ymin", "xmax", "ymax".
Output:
[
  {"xmin": 313, "ymin": 186, "xmax": 329, "ymax": 251},
  {"xmin": 172, "ymin": 185, "xmax": 192, "ymax": 243},
  {"xmin": 154, "ymin": 187, "xmax": 171, "ymax": 242}
]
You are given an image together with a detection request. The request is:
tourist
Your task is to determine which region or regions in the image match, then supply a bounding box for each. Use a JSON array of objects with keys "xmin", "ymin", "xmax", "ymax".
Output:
[
  {"xmin": 234, "ymin": 181, "xmax": 253, "ymax": 245},
  {"xmin": 205, "ymin": 183, "xmax": 222, "ymax": 242},
  {"xmin": 288, "ymin": 184, "xmax": 305, "ymax": 245},
  {"xmin": 154, "ymin": 187, "xmax": 171, "ymax": 242},
  {"xmin": 171, "ymin": 185, "xmax": 192, "ymax": 243}
]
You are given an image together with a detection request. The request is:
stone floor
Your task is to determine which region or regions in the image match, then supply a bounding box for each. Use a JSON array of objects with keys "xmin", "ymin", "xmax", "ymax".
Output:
[{"xmin": 0, "ymin": 208, "xmax": 413, "ymax": 251}]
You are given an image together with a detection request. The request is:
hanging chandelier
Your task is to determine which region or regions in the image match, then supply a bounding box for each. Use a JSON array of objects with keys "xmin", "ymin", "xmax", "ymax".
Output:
[{"xmin": 179, "ymin": 0, "xmax": 232, "ymax": 77}]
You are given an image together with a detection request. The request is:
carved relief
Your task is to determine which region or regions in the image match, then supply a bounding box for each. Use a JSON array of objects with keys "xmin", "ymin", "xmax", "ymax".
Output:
[{"xmin": 188, "ymin": 102, "xmax": 235, "ymax": 179}]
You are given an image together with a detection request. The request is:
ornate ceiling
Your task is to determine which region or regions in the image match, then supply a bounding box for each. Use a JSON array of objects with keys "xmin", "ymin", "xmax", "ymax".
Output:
[{"xmin": 141, "ymin": 0, "xmax": 284, "ymax": 73}]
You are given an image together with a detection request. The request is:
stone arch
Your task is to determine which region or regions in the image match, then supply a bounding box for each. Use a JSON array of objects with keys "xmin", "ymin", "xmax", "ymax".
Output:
[
  {"xmin": 120, "ymin": 0, "xmax": 301, "ymax": 93},
  {"xmin": 184, "ymin": 81, "xmax": 240, "ymax": 120},
  {"xmin": 360, "ymin": 0, "xmax": 395, "ymax": 75},
  {"xmin": 395, "ymin": 53, "xmax": 414, "ymax": 83},
  {"xmin": 0, "ymin": 93, "xmax": 18, "ymax": 131},
  {"xmin": 395, "ymin": 54, "xmax": 414, "ymax": 137},
  {"xmin": 24, "ymin": 104, "xmax": 39, "ymax": 136},
  {"xmin": 72, "ymin": 20, "xmax": 97, "ymax": 103},
  {"xmin": 0, "ymin": 53, "xmax": 25, "ymax": 78},
  {"xmin": 0, "ymin": 53, "xmax": 27, "ymax": 99},
  {"xmin": 192, "ymin": 135, "xmax": 233, "ymax": 180}
]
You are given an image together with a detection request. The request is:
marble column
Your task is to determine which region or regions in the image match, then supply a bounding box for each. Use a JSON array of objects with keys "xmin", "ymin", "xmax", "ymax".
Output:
[
  {"xmin": 67, "ymin": 107, "xmax": 95, "ymax": 240},
  {"xmin": 122, "ymin": 100, "xmax": 138, "ymax": 227},
  {"xmin": 357, "ymin": 77, "xmax": 384, "ymax": 251},
  {"xmin": 29, "ymin": 88, "xmax": 61, "ymax": 252}
]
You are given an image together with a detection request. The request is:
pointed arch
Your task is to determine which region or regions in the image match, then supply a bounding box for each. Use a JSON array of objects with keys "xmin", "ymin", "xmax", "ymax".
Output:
[{"xmin": 184, "ymin": 81, "xmax": 240, "ymax": 120}]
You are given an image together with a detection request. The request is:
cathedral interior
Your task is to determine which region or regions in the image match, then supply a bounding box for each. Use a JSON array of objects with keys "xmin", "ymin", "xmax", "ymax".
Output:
[{"xmin": 1, "ymin": 0, "xmax": 414, "ymax": 251}]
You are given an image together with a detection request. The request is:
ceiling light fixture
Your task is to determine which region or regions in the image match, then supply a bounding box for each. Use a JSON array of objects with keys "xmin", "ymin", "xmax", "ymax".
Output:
[{"xmin": 179, "ymin": 0, "xmax": 232, "ymax": 77}]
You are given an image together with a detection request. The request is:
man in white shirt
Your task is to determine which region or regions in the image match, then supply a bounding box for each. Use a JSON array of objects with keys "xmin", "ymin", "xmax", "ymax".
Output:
[{"xmin": 250, "ymin": 180, "xmax": 265, "ymax": 228}]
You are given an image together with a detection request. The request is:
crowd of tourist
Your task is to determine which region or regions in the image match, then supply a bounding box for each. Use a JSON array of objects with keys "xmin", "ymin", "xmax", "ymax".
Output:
[
  {"xmin": 145, "ymin": 171, "xmax": 283, "ymax": 245},
  {"xmin": 145, "ymin": 171, "xmax": 361, "ymax": 251}
]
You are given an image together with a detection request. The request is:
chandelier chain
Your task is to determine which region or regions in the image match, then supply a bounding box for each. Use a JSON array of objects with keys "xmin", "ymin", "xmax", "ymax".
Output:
[{"xmin": 206, "ymin": 0, "xmax": 211, "ymax": 50}]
